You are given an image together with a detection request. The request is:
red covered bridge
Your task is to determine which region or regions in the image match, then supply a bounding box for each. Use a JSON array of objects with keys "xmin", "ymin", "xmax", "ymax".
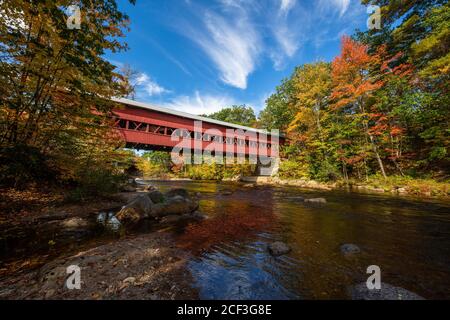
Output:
[{"xmin": 111, "ymin": 97, "xmax": 285, "ymax": 158}]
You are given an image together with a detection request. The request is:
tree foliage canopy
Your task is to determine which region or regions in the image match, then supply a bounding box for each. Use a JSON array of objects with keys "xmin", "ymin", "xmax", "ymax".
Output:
[
  {"xmin": 203, "ymin": 105, "xmax": 257, "ymax": 127},
  {"xmin": 0, "ymin": 0, "xmax": 135, "ymax": 189},
  {"xmin": 259, "ymin": 1, "xmax": 449, "ymax": 181}
]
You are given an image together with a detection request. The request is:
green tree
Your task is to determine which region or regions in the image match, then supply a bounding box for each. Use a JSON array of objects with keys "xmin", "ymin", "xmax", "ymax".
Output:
[
  {"xmin": 203, "ymin": 105, "xmax": 256, "ymax": 127},
  {"xmin": 258, "ymin": 77, "xmax": 296, "ymax": 131}
]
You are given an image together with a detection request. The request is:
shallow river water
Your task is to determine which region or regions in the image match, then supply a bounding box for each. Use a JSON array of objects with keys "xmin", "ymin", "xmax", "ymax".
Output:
[
  {"xmin": 151, "ymin": 180, "xmax": 450, "ymax": 300},
  {"xmin": 1, "ymin": 180, "xmax": 449, "ymax": 299}
]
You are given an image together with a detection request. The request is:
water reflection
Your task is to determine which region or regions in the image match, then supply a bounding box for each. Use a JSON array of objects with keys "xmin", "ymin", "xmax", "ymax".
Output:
[
  {"xmin": 96, "ymin": 212, "xmax": 121, "ymax": 232},
  {"xmin": 150, "ymin": 180, "xmax": 450, "ymax": 300}
]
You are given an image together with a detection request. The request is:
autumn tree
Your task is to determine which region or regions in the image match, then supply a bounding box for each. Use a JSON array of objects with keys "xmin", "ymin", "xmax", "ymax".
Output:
[
  {"xmin": 331, "ymin": 36, "xmax": 387, "ymax": 179},
  {"xmin": 359, "ymin": 0, "xmax": 449, "ymax": 172},
  {"xmin": 286, "ymin": 62, "xmax": 340, "ymax": 180},
  {"xmin": 0, "ymin": 0, "xmax": 135, "ymax": 188}
]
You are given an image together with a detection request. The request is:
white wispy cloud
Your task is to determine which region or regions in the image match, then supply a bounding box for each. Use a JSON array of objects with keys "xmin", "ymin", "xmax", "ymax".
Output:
[
  {"xmin": 268, "ymin": 0, "xmax": 300, "ymax": 70},
  {"xmin": 334, "ymin": 0, "xmax": 351, "ymax": 16},
  {"xmin": 319, "ymin": 0, "xmax": 351, "ymax": 17},
  {"xmin": 279, "ymin": 0, "xmax": 296, "ymax": 16},
  {"xmin": 190, "ymin": 10, "xmax": 261, "ymax": 89},
  {"xmin": 134, "ymin": 72, "xmax": 170, "ymax": 97},
  {"xmin": 176, "ymin": 1, "xmax": 261, "ymax": 90},
  {"xmin": 163, "ymin": 91, "xmax": 236, "ymax": 115}
]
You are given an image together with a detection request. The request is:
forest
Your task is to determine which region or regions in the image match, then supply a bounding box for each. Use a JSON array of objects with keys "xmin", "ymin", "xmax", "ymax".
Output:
[
  {"xmin": 0, "ymin": 0, "xmax": 448, "ymax": 201},
  {"xmin": 206, "ymin": 0, "xmax": 450, "ymax": 195}
]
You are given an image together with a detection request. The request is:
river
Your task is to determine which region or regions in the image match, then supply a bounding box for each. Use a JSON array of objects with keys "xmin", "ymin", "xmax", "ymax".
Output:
[
  {"xmin": 151, "ymin": 180, "xmax": 450, "ymax": 299},
  {"xmin": 1, "ymin": 180, "xmax": 449, "ymax": 299}
]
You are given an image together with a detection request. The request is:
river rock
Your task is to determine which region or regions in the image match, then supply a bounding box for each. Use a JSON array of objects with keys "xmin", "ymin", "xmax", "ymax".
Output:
[
  {"xmin": 304, "ymin": 198, "xmax": 327, "ymax": 204},
  {"xmin": 267, "ymin": 241, "xmax": 291, "ymax": 256},
  {"xmin": 230, "ymin": 174, "xmax": 242, "ymax": 182},
  {"xmin": 189, "ymin": 211, "xmax": 207, "ymax": 221},
  {"xmin": 116, "ymin": 194, "xmax": 153, "ymax": 225},
  {"xmin": 61, "ymin": 217, "xmax": 91, "ymax": 229},
  {"xmin": 340, "ymin": 244, "xmax": 361, "ymax": 255},
  {"xmin": 165, "ymin": 188, "xmax": 190, "ymax": 199},
  {"xmin": 160, "ymin": 215, "xmax": 184, "ymax": 225},
  {"xmin": 287, "ymin": 196, "xmax": 305, "ymax": 202},
  {"xmin": 350, "ymin": 282, "xmax": 424, "ymax": 300},
  {"xmin": 147, "ymin": 190, "xmax": 165, "ymax": 204},
  {"xmin": 121, "ymin": 185, "xmax": 137, "ymax": 192},
  {"xmin": 397, "ymin": 187, "xmax": 407, "ymax": 194},
  {"xmin": 151, "ymin": 195, "xmax": 199, "ymax": 218},
  {"xmin": 123, "ymin": 277, "xmax": 136, "ymax": 285},
  {"xmin": 144, "ymin": 185, "xmax": 156, "ymax": 192}
]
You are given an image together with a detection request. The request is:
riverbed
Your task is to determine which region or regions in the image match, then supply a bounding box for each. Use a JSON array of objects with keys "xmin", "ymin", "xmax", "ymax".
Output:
[
  {"xmin": 1, "ymin": 180, "xmax": 449, "ymax": 299},
  {"xmin": 151, "ymin": 180, "xmax": 450, "ymax": 299}
]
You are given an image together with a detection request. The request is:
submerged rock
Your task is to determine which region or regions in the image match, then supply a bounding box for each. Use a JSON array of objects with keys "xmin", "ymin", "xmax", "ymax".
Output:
[
  {"xmin": 165, "ymin": 188, "xmax": 190, "ymax": 199},
  {"xmin": 340, "ymin": 243, "xmax": 361, "ymax": 255},
  {"xmin": 304, "ymin": 198, "xmax": 327, "ymax": 204},
  {"xmin": 267, "ymin": 241, "xmax": 291, "ymax": 256},
  {"xmin": 286, "ymin": 196, "xmax": 305, "ymax": 202},
  {"xmin": 147, "ymin": 190, "xmax": 165, "ymax": 204},
  {"xmin": 189, "ymin": 211, "xmax": 207, "ymax": 221},
  {"xmin": 160, "ymin": 215, "xmax": 184, "ymax": 225},
  {"xmin": 160, "ymin": 211, "xmax": 206, "ymax": 226},
  {"xmin": 350, "ymin": 282, "xmax": 424, "ymax": 300}
]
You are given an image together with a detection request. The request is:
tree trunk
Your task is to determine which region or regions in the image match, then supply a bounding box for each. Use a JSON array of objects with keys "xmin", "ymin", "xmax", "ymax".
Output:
[{"xmin": 369, "ymin": 134, "xmax": 387, "ymax": 179}]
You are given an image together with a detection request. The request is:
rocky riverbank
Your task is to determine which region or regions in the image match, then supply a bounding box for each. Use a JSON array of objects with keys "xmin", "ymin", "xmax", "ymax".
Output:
[
  {"xmin": 0, "ymin": 232, "xmax": 198, "ymax": 300},
  {"xmin": 239, "ymin": 176, "xmax": 450, "ymax": 199},
  {"xmin": 0, "ymin": 183, "xmax": 207, "ymax": 299}
]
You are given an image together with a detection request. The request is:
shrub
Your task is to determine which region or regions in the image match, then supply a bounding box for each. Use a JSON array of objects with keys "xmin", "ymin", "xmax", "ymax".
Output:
[
  {"xmin": 136, "ymin": 151, "xmax": 172, "ymax": 178},
  {"xmin": 278, "ymin": 157, "xmax": 310, "ymax": 179},
  {"xmin": 0, "ymin": 144, "xmax": 58, "ymax": 188}
]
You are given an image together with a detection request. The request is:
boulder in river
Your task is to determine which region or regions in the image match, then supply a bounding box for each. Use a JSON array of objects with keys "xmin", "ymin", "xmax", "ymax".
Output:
[
  {"xmin": 116, "ymin": 194, "xmax": 153, "ymax": 225},
  {"xmin": 115, "ymin": 188, "xmax": 199, "ymax": 225},
  {"xmin": 267, "ymin": 241, "xmax": 291, "ymax": 256},
  {"xmin": 151, "ymin": 195, "xmax": 199, "ymax": 218},
  {"xmin": 147, "ymin": 190, "xmax": 165, "ymax": 204},
  {"xmin": 340, "ymin": 243, "xmax": 361, "ymax": 255},
  {"xmin": 58, "ymin": 217, "xmax": 97, "ymax": 239},
  {"xmin": 350, "ymin": 282, "xmax": 424, "ymax": 300}
]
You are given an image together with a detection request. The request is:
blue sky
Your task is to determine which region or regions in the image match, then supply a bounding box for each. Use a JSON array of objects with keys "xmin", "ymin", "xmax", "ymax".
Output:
[{"xmin": 106, "ymin": 0, "xmax": 369, "ymax": 116}]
